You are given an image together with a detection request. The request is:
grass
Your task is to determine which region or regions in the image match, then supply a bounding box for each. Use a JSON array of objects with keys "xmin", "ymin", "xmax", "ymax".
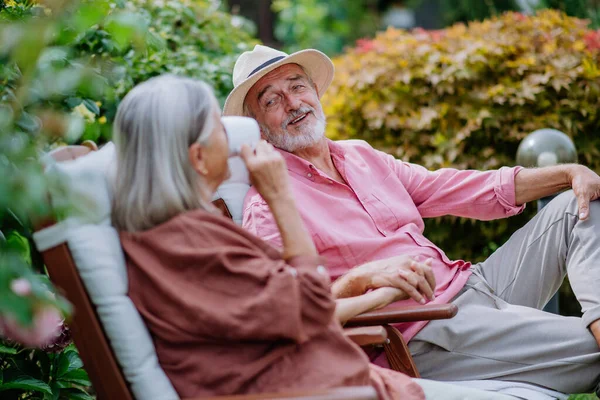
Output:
[{"xmin": 569, "ymin": 395, "xmax": 598, "ymax": 399}]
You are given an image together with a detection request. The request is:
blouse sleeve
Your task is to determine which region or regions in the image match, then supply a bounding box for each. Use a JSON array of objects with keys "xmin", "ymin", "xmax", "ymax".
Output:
[
  {"xmin": 132, "ymin": 215, "xmax": 336, "ymax": 345},
  {"xmin": 203, "ymin": 250, "xmax": 334, "ymax": 344}
]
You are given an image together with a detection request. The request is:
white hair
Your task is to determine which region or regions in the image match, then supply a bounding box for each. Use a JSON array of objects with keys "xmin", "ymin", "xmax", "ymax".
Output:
[
  {"xmin": 112, "ymin": 74, "xmax": 217, "ymax": 232},
  {"xmin": 259, "ymin": 105, "xmax": 326, "ymax": 152}
]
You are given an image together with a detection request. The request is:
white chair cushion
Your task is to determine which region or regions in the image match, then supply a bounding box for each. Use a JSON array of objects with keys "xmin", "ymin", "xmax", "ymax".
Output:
[
  {"xmin": 213, "ymin": 156, "xmax": 251, "ymax": 225},
  {"xmin": 33, "ymin": 143, "xmax": 178, "ymax": 400}
]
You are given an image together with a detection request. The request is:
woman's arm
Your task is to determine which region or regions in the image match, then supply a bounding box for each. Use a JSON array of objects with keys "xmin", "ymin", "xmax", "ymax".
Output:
[
  {"xmin": 335, "ymin": 287, "xmax": 405, "ymax": 325},
  {"xmin": 241, "ymin": 141, "xmax": 316, "ymax": 259}
]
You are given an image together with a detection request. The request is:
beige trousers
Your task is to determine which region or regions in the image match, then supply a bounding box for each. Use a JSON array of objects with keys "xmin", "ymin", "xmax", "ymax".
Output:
[{"xmin": 409, "ymin": 190, "xmax": 600, "ymax": 395}]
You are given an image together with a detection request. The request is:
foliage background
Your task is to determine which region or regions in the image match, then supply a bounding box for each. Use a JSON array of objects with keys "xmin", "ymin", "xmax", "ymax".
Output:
[
  {"xmin": 322, "ymin": 10, "xmax": 600, "ymax": 318},
  {"xmin": 2, "ymin": 0, "xmax": 600, "ymax": 398},
  {"xmin": 272, "ymin": 0, "xmax": 378, "ymax": 55}
]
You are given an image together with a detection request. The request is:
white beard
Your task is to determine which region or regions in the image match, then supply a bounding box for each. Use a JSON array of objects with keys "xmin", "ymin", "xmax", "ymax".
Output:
[{"xmin": 261, "ymin": 105, "xmax": 327, "ymax": 153}]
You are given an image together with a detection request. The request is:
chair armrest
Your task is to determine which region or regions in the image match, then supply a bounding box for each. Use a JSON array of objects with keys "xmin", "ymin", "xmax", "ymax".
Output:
[
  {"xmin": 344, "ymin": 326, "xmax": 388, "ymax": 346},
  {"xmin": 345, "ymin": 303, "xmax": 458, "ymax": 327},
  {"xmin": 188, "ymin": 386, "xmax": 378, "ymax": 400}
]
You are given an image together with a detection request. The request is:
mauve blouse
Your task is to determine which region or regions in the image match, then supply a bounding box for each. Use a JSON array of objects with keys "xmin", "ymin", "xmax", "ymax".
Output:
[{"xmin": 120, "ymin": 209, "xmax": 423, "ymax": 399}]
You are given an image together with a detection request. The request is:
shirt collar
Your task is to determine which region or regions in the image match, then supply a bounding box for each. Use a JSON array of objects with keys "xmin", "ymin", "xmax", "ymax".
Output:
[{"xmin": 275, "ymin": 139, "xmax": 346, "ymax": 175}]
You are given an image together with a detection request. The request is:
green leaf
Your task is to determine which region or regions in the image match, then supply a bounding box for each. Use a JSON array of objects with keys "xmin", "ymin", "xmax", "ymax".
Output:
[
  {"xmin": 55, "ymin": 350, "xmax": 83, "ymax": 379},
  {"xmin": 105, "ymin": 11, "xmax": 148, "ymax": 51},
  {"xmin": 0, "ymin": 376, "xmax": 53, "ymax": 395},
  {"xmin": 58, "ymin": 368, "xmax": 91, "ymax": 387},
  {"xmin": 82, "ymin": 99, "xmax": 99, "ymax": 115},
  {"xmin": 6, "ymin": 230, "xmax": 31, "ymax": 265},
  {"xmin": 62, "ymin": 388, "xmax": 95, "ymax": 400},
  {"xmin": 15, "ymin": 111, "xmax": 40, "ymax": 133},
  {"xmin": 0, "ymin": 343, "xmax": 18, "ymax": 354},
  {"xmin": 71, "ymin": 0, "xmax": 111, "ymax": 34},
  {"xmin": 65, "ymin": 97, "xmax": 83, "ymax": 109}
]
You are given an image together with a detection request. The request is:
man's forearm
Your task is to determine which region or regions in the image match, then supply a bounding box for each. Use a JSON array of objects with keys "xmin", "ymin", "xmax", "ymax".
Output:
[
  {"xmin": 331, "ymin": 269, "xmax": 368, "ymax": 299},
  {"xmin": 514, "ymin": 165, "xmax": 575, "ymax": 205}
]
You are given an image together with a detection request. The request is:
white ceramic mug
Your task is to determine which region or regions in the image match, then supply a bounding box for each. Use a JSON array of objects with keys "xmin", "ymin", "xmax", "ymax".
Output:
[{"xmin": 221, "ymin": 116, "xmax": 261, "ymax": 157}]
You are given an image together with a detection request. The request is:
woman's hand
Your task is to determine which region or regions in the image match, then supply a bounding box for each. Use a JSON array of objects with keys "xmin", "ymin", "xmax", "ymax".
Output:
[
  {"xmin": 240, "ymin": 141, "xmax": 291, "ymax": 204},
  {"xmin": 241, "ymin": 141, "xmax": 317, "ymax": 259},
  {"xmin": 370, "ymin": 286, "xmax": 409, "ymax": 308},
  {"xmin": 332, "ymin": 256, "xmax": 436, "ymax": 305},
  {"xmin": 335, "ymin": 287, "xmax": 408, "ymax": 325}
]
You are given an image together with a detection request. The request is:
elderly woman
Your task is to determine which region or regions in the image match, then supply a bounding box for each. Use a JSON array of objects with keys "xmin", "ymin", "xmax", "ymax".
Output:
[{"xmin": 111, "ymin": 75, "xmax": 511, "ymax": 400}]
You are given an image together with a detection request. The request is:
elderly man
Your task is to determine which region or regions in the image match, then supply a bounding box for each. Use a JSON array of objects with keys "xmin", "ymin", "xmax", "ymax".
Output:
[{"xmin": 224, "ymin": 45, "xmax": 600, "ymax": 395}]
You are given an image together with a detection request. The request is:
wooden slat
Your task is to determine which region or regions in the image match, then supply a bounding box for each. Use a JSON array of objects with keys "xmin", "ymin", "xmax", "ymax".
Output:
[
  {"xmin": 345, "ymin": 304, "xmax": 458, "ymax": 327},
  {"xmin": 41, "ymin": 243, "xmax": 134, "ymax": 400},
  {"xmin": 344, "ymin": 326, "xmax": 388, "ymax": 347},
  {"xmin": 382, "ymin": 326, "xmax": 420, "ymax": 378}
]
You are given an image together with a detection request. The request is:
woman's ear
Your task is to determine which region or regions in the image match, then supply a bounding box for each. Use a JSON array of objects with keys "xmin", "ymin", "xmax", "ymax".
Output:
[{"xmin": 189, "ymin": 142, "xmax": 209, "ymax": 176}]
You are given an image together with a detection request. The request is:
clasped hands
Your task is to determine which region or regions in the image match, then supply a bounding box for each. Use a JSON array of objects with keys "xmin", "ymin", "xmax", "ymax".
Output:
[{"xmin": 334, "ymin": 255, "xmax": 436, "ymax": 307}]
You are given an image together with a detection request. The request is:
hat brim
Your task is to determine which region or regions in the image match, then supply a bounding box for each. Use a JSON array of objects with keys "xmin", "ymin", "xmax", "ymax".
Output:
[{"xmin": 223, "ymin": 49, "xmax": 334, "ymax": 116}]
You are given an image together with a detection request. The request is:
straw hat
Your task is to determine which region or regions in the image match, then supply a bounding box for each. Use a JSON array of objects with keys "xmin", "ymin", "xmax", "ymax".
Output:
[{"xmin": 223, "ymin": 45, "xmax": 334, "ymax": 116}]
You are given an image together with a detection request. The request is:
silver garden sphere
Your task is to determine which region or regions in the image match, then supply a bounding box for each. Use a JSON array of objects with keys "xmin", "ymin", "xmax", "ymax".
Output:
[{"xmin": 516, "ymin": 129, "xmax": 577, "ymax": 168}]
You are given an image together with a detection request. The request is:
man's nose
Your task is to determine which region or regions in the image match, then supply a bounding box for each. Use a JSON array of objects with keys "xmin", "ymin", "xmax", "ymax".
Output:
[{"xmin": 284, "ymin": 94, "xmax": 302, "ymax": 113}]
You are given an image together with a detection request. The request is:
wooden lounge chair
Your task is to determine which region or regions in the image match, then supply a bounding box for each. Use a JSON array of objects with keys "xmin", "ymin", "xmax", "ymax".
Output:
[{"xmin": 32, "ymin": 143, "xmax": 457, "ymax": 400}]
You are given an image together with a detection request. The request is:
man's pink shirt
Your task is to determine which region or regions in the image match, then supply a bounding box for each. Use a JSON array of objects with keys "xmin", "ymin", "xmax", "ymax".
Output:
[{"xmin": 243, "ymin": 139, "xmax": 524, "ymax": 341}]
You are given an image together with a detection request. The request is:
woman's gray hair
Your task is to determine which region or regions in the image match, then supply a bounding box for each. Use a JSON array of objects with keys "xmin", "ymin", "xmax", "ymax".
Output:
[{"xmin": 112, "ymin": 74, "xmax": 217, "ymax": 232}]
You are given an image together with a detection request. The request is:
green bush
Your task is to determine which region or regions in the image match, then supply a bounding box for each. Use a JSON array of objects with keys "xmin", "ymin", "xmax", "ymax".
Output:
[
  {"xmin": 69, "ymin": 0, "xmax": 259, "ymax": 144},
  {"xmin": 322, "ymin": 10, "xmax": 600, "ymax": 266},
  {"xmin": 272, "ymin": 0, "xmax": 378, "ymax": 56}
]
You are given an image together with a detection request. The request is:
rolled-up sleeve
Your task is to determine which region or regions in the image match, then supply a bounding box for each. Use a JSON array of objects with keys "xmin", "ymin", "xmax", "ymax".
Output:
[
  {"xmin": 494, "ymin": 166, "xmax": 525, "ymax": 215},
  {"xmin": 378, "ymin": 150, "xmax": 525, "ymax": 220}
]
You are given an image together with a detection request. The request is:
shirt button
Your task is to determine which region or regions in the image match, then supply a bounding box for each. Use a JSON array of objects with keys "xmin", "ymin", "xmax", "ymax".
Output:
[
  {"xmin": 288, "ymin": 267, "xmax": 298, "ymax": 277},
  {"xmin": 307, "ymin": 173, "xmax": 313, "ymax": 178},
  {"xmin": 316, "ymin": 265, "xmax": 327, "ymax": 275}
]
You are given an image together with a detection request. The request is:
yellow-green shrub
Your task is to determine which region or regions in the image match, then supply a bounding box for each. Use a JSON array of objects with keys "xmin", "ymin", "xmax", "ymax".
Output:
[{"xmin": 323, "ymin": 10, "xmax": 600, "ymax": 264}]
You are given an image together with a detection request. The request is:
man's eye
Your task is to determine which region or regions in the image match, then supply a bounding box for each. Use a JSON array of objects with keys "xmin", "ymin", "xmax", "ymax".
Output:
[
  {"xmin": 293, "ymin": 85, "xmax": 305, "ymax": 91},
  {"xmin": 265, "ymin": 97, "xmax": 279, "ymax": 108}
]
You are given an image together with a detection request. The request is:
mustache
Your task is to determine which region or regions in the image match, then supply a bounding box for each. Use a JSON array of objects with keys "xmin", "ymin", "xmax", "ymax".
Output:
[{"xmin": 282, "ymin": 106, "xmax": 315, "ymax": 127}]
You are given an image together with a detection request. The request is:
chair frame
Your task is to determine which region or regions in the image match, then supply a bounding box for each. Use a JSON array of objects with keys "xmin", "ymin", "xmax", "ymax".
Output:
[{"xmin": 34, "ymin": 144, "xmax": 457, "ymax": 400}]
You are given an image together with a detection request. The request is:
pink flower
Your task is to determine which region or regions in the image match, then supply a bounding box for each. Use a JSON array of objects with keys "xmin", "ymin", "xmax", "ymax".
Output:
[
  {"xmin": 10, "ymin": 278, "xmax": 32, "ymax": 296},
  {"xmin": 0, "ymin": 307, "xmax": 63, "ymax": 347},
  {"xmin": 584, "ymin": 30, "xmax": 600, "ymax": 52},
  {"xmin": 513, "ymin": 12, "xmax": 528, "ymax": 22},
  {"xmin": 429, "ymin": 29, "xmax": 445, "ymax": 41},
  {"xmin": 356, "ymin": 38, "xmax": 376, "ymax": 53}
]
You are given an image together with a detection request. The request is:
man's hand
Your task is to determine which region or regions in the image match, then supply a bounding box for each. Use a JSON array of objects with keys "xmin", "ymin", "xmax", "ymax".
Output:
[
  {"xmin": 567, "ymin": 165, "xmax": 600, "ymax": 220},
  {"xmin": 332, "ymin": 256, "xmax": 436, "ymax": 305}
]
